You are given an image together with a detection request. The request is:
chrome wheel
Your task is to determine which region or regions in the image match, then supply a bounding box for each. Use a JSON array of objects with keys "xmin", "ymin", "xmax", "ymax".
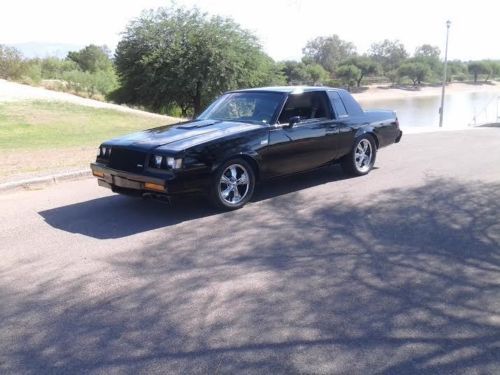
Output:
[
  {"xmin": 355, "ymin": 139, "xmax": 373, "ymax": 173},
  {"xmin": 219, "ymin": 164, "xmax": 250, "ymax": 205}
]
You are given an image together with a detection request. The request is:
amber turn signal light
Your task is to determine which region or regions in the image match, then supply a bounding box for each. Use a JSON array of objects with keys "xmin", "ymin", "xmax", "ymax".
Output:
[
  {"xmin": 92, "ymin": 171, "xmax": 104, "ymax": 178},
  {"xmin": 144, "ymin": 182, "xmax": 166, "ymax": 192}
]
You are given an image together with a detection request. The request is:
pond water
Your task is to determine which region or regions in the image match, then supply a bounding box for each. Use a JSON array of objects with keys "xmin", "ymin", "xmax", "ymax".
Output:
[{"xmin": 357, "ymin": 91, "xmax": 500, "ymax": 132}]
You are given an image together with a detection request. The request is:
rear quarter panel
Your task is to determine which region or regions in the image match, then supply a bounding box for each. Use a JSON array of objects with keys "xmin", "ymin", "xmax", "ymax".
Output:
[{"xmin": 358, "ymin": 110, "xmax": 400, "ymax": 148}]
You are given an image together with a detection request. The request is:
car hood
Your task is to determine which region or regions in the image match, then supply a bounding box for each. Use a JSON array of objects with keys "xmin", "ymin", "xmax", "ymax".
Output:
[{"xmin": 105, "ymin": 119, "xmax": 264, "ymax": 152}]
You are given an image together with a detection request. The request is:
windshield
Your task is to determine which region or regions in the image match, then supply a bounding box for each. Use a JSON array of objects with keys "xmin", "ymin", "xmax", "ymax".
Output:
[{"xmin": 198, "ymin": 92, "xmax": 284, "ymax": 125}]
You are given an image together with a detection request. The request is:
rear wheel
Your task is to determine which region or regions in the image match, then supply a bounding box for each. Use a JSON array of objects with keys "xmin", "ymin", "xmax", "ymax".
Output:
[
  {"xmin": 209, "ymin": 158, "xmax": 255, "ymax": 210},
  {"xmin": 341, "ymin": 135, "xmax": 377, "ymax": 176}
]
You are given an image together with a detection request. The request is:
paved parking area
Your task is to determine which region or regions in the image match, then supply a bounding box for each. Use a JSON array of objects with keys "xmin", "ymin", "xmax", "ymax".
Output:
[{"xmin": 1, "ymin": 129, "xmax": 499, "ymax": 374}]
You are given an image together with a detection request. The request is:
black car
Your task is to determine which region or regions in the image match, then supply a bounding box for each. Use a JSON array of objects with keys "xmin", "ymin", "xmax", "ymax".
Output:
[{"xmin": 91, "ymin": 86, "xmax": 402, "ymax": 209}]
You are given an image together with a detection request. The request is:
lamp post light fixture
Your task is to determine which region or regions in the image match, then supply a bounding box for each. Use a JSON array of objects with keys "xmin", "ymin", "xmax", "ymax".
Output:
[{"xmin": 439, "ymin": 20, "xmax": 451, "ymax": 127}]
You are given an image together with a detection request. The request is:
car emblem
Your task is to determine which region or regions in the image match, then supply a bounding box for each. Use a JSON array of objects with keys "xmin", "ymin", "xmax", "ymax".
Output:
[{"xmin": 137, "ymin": 164, "xmax": 143, "ymax": 167}]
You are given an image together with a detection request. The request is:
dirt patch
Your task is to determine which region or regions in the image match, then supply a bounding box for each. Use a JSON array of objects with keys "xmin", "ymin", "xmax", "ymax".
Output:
[
  {"xmin": 0, "ymin": 79, "xmax": 177, "ymax": 120},
  {"xmin": 353, "ymin": 81, "xmax": 500, "ymax": 101},
  {"xmin": 1, "ymin": 147, "xmax": 96, "ymax": 183}
]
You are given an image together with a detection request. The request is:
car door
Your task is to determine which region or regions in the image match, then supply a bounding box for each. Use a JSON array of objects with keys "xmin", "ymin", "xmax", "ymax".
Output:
[
  {"xmin": 327, "ymin": 90, "xmax": 356, "ymax": 158},
  {"xmin": 260, "ymin": 91, "xmax": 338, "ymax": 177}
]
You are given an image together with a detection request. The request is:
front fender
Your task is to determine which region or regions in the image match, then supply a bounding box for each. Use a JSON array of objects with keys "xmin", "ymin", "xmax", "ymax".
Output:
[{"xmin": 211, "ymin": 150, "xmax": 262, "ymax": 173}]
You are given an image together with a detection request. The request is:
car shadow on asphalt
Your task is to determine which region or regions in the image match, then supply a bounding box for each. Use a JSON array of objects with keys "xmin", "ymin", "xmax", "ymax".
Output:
[{"xmin": 38, "ymin": 164, "xmax": 350, "ymax": 239}]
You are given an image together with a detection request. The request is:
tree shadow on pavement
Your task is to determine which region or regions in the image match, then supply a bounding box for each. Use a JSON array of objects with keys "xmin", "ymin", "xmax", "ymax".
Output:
[{"xmin": 3, "ymin": 177, "xmax": 500, "ymax": 373}]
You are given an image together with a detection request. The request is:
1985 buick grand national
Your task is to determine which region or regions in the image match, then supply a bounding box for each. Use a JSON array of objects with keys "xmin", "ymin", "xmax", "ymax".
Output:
[{"xmin": 91, "ymin": 86, "xmax": 402, "ymax": 209}]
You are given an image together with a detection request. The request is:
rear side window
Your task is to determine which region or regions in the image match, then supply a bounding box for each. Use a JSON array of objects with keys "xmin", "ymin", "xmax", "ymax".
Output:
[
  {"xmin": 337, "ymin": 90, "xmax": 364, "ymax": 116},
  {"xmin": 327, "ymin": 91, "xmax": 348, "ymax": 118}
]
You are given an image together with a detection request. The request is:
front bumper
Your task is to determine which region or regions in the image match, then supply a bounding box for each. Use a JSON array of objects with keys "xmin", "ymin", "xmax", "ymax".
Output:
[{"xmin": 90, "ymin": 163, "xmax": 171, "ymax": 195}]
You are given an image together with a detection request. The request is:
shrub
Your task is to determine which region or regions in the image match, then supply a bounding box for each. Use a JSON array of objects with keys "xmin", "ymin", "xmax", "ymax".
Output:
[
  {"xmin": 20, "ymin": 62, "xmax": 42, "ymax": 84},
  {"xmin": 39, "ymin": 57, "xmax": 78, "ymax": 79},
  {"xmin": 92, "ymin": 69, "xmax": 118, "ymax": 96},
  {"xmin": 62, "ymin": 69, "xmax": 118, "ymax": 98}
]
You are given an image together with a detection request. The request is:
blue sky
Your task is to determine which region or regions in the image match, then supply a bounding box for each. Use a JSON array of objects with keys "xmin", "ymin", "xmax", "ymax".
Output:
[{"xmin": 1, "ymin": 0, "xmax": 498, "ymax": 61}]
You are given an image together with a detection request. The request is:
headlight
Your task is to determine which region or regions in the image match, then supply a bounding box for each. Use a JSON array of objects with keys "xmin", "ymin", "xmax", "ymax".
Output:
[
  {"xmin": 154, "ymin": 155, "xmax": 163, "ymax": 167},
  {"xmin": 150, "ymin": 155, "xmax": 182, "ymax": 169},
  {"xmin": 166, "ymin": 157, "xmax": 182, "ymax": 169},
  {"xmin": 99, "ymin": 146, "xmax": 111, "ymax": 158}
]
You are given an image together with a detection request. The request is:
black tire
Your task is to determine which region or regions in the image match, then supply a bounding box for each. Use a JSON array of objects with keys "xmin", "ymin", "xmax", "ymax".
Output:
[
  {"xmin": 209, "ymin": 158, "xmax": 256, "ymax": 210},
  {"xmin": 341, "ymin": 134, "xmax": 377, "ymax": 176}
]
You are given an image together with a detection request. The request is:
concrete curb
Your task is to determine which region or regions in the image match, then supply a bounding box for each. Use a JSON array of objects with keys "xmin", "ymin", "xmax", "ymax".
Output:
[{"xmin": 0, "ymin": 170, "xmax": 91, "ymax": 193}]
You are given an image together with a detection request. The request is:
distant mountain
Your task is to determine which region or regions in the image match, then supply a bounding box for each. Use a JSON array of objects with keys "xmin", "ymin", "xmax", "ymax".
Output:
[{"xmin": 7, "ymin": 42, "xmax": 85, "ymax": 59}]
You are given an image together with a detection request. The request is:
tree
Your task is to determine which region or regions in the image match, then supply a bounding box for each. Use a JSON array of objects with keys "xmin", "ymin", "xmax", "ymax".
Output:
[
  {"xmin": 340, "ymin": 56, "xmax": 380, "ymax": 87},
  {"xmin": 385, "ymin": 70, "xmax": 399, "ymax": 85},
  {"xmin": 0, "ymin": 44, "xmax": 24, "ymax": 79},
  {"xmin": 486, "ymin": 60, "xmax": 500, "ymax": 80},
  {"xmin": 305, "ymin": 63, "xmax": 330, "ymax": 85},
  {"xmin": 397, "ymin": 62, "xmax": 431, "ymax": 86},
  {"xmin": 279, "ymin": 61, "xmax": 329, "ymax": 85},
  {"xmin": 414, "ymin": 44, "xmax": 440, "ymax": 59},
  {"xmin": 280, "ymin": 61, "xmax": 310, "ymax": 84},
  {"xmin": 336, "ymin": 64, "xmax": 361, "ymax": 90},
  {"xmin": 113, "ymin": 6, "xmax": 283, "ymax": 116},
  {"xmin": 302, "ymin": 35, "xmax": 356, "ymax": 73},
  {"xmin": 413, "ymin": 44, "xmax": 442, "ymax": 77},
  {"xmin": 468, "ymin": 61, "xmax": 492, "ymax": 83},
  {"xmin": 67, "ymin": 44, "xmax": 113, "ymax": 73},
  {"xmin": 447, "ymin": 60, "xmax": 468, "ymax": 82},
  {"xmin": 368, "ymin": 39, "xmax": 408, "ymax": 73}
]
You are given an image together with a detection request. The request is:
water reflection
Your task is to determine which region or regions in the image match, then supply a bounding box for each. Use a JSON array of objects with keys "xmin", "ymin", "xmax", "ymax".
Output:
[{"xmin": 358, "ymin": 91, "xmax": 500, "ymax": 130}]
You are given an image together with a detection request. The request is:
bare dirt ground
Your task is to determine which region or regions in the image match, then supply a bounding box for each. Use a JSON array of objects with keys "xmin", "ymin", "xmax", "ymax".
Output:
[
  {"xmin": 353, "ymin": 81, "xmax": 500, "ymax": 102},
  {"xmin": 1, "ymin": 148, "xmax": 95, "ymax": 182},
  {"xmin": 0, "ymin": 79, "xmax": 166, "ymax": 118},
  {"xmin": 0, "ymin": 128, "xmax": 499, "ymax": 374}
]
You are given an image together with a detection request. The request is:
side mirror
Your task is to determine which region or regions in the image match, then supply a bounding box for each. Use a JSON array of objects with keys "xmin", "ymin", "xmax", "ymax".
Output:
[{"xmin": 287, "ymin": 116, "xmax": 302, "ymax": 128}]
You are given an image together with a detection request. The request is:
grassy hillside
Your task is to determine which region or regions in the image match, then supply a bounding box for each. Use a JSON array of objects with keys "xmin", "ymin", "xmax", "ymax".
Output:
[{"xmin": 0, "ymin": 101, "xmax": 178, "ymax": 181}]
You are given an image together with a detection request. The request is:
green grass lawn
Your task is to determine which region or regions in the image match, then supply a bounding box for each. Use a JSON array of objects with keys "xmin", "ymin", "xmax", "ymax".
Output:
[
  {"xmin": 0, "ymin": 100, "xmax": 179, "ymax": 181},
  {"xmin": 0, "ymin": 100, "xmax": 176, "ymax": 149}
]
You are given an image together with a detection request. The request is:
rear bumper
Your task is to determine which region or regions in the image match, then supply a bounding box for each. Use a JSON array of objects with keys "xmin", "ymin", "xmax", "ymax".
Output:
[
  {"xmin": 395, "ymin": 130, "xmax": 403, "ymax": 143},
  {"xmin": 90, "ymin": 163, "xmax": 173, "ymax": 195}
]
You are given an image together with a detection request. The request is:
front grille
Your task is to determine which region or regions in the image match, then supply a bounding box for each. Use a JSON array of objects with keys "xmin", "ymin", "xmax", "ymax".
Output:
[{"xmin": 108, "ymin": 147, "xmax": 147, "ymax": 174}]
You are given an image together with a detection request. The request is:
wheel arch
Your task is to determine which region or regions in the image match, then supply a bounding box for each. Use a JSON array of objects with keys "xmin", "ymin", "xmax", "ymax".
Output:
[
  {"xmin": 354, "ymin": 129, "xmax": 379, "ymax": 149},
  {"xmin": 212, "ymin": 152, "xmax": 261, "ymax": 181}
]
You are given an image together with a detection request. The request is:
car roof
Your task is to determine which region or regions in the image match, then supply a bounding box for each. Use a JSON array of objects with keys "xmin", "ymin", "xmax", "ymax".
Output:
[{"xmin": 229, "ymin": 86, "xmax": 346, "ymax": 94}]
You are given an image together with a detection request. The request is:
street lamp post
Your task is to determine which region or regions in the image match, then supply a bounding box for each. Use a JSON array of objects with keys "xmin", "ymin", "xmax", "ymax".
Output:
[{"xmin": 439, "ymin": 20, "xmax": 451, "ymax": 127}]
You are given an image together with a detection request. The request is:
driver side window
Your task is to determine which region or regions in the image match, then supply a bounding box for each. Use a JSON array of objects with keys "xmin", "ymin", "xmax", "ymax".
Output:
[{"xmin": 278, "ymin": 92, "xmax": 331, "ymax": 124}]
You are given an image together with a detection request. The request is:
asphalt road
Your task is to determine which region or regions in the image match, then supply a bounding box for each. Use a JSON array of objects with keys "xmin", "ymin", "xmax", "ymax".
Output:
[{"xmin": 1, "ymin": 129, "xmax": 499, "ymax": 374}]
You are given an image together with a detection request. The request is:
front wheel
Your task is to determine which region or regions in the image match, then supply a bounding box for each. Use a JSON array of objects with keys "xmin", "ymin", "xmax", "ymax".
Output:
[
  {"xmin": 341, "ymin": 135, "xmax": 377, "ymax": 176},
  {"xmin": 209, "ymin": 158, "xmax": 255, "ymax": 210}
]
